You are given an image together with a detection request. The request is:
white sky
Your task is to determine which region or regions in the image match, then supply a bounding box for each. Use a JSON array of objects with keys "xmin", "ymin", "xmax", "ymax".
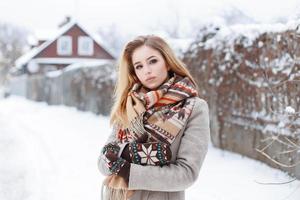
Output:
[{"xmin": 0, "ymin": 0, "xmax": 299, "ymax": 35}]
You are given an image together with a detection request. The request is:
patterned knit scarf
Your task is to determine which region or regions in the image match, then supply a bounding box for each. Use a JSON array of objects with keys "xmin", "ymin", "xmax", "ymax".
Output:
[{"xmin": 102, "ymin": 72, "xmax": 198, "ymax": 200}]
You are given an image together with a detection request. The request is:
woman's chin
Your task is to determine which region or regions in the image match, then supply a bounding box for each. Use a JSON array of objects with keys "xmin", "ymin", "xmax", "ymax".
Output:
[{"xmin": 143, "ymin": 82, "xmax": 156, "ymax": 89}]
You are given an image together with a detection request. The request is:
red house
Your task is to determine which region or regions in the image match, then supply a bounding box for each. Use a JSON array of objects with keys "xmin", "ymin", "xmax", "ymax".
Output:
[{"xmin": 15, "ymin": 18, "xmax": 115, "ymax": 74}]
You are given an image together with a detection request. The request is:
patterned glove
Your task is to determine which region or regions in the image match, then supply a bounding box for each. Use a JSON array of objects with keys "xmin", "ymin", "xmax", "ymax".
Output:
[
  {"xmin": 102, "ymin": 142, "xmax": 130, "ymax": 185},
  {"xmin": 101, "ymin": 141, "xmax": 120, "ymax": 156},
  {"xmin": 104, "ymin": 151, "xmax": 130, "ymax": 184},
  {"xmin": 121, "ymin": 141, "xmax": 172, "ymax": 166},
  {"xmin": 101, "ymin": 142, "xmax": 123, "ymax": 173}
]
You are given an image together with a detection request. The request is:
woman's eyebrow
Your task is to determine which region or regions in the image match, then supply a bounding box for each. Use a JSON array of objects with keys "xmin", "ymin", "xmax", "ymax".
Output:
[{"xmin": 133, "ymin": 55, "xmax": 156, "ymax": 65}]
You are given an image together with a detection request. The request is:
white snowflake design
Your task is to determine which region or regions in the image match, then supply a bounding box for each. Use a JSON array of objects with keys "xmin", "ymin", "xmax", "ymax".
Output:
[{"xmin": 138, "ymin": 144, "xmax": 159, "ymax": 165}]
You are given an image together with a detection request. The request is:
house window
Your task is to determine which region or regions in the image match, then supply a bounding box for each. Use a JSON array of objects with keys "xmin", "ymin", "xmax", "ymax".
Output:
[
  {"xmin": 78, "ymin": 36, "xmax": 94, "ymax": 56},
  {"xmin": 57, "ymin": 36, "xmax": 72, "ymax": 55}
]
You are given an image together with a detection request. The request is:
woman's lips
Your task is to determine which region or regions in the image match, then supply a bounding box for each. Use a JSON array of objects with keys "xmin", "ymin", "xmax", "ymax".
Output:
[{"xmin": 146, "ymin": 77, "xmax": 156, "ymax": 81}]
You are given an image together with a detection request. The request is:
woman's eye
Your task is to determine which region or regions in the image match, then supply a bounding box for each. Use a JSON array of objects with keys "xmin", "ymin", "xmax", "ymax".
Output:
[
  {"xmin": 135, "ymin": 65, "xmax": 142, "ymax": 69},
  {"xmin": 149, "ymin": 59, "xmax": 157, "ymax": 64}
]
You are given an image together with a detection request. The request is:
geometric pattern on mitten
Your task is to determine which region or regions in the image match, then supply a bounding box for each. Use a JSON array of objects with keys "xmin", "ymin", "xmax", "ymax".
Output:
[
  {"xmin": 107, "ymin": 157, "xmax": 127, "ymax": 175},
  {"xmin": 102, "ymin": 150, "xmax": 127, "ymax": 175},
  {"xmin": 128, "ymin": 141, "xmax": 172, "ymax": 166},
  {"xmin": 101, "ymin": 141, "xmax": 122, "ymax": 174},
  {"xmin": 101, "ymin": 141, "xmax": 120, "ymax": 156}
]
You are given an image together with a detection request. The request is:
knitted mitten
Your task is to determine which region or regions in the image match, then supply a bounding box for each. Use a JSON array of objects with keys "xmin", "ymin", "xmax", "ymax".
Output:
[
  {"xmin": 102, "ymin": 142, "xmax": 124, "ymax": 174},
  {"xmin": 101, "ymin": 141, "xmax": 120, "ymax": 156},
  {"xmin": 121, "ymin": 141, "xmax": 172, "ymax": 166},
  {"xmin": 105, "ymin": 151, "xmax": 131, "ymax": 184}
]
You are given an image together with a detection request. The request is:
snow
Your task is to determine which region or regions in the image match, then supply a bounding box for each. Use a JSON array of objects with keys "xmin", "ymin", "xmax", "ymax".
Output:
[
  {"xmin": 235, "ymin": 72, "xmax": 268, "ymax": 87},
  {"xmin": 245, "ymin": 60, "xmax": 257, "ymax": 69},
  {"xmin": 0, "ymin": 96, "xmax": 299, "ymax": 200},
  {"xmin": 270, "ymin": 53, "xmax": 294, "ymax": 75},
  {"xmin": 44, "ymin": 59, "xmax": 114, "ymax": 78},
  {"xmin": 62, "ymin": 60, "xmax": 114, "ymax": 73},
  {"xmin": 285, "ymin": 106, "xmax": 296, "ymax": 114},
  {"xmin": 44, "ymin": 60, "xmax": 116, "ymax": 81},
  {"xmin": 277, "ymin": 34, "xmax": 282, "ymax": 42},
  {"xmin": 230, "ymin": 111, "xmax": 297, "ymax": 136},
  {"xmin": 31, "ymin": 58, "xmax": 113, "ymax": 65},
  {"xmin": 0, "ymin": 87, "xmax": 5, "ymax": 98},
  {"xmin": 45, "ymin": 70, "xmax": 63, "ymax": 78},
  {"xmin": 199, "ymin": 19, "xmax": 300, "ymax": 50},
  {"xmin": 27, "ymin": 60, "xmax": 39, "ymax": 73}
]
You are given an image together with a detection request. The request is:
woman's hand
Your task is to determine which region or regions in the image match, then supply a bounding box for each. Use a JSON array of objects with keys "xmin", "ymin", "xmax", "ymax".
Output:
[
  {"xmin": 105, "ymin": 150, "xmax": 118, "ymax": 162},
  {"xmin": 120, "ymin": 133, "xmax": 149, "ymax": 162},
  {"xmin": 101, "ymin": 141, "xmax": 130, "ymax": 184},
  {"xmin": 101, "ymin": 141, "xmax": 120, "ymax": 156},
  {"xmin": 104, "ymin": 148, "xmax": 131, "ymax": 185}
]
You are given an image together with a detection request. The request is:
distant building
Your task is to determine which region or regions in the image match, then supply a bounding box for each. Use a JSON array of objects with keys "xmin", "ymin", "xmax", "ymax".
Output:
[{"xmin": 15, "ymin": 17, "xmax": 115, "ymax": 75}]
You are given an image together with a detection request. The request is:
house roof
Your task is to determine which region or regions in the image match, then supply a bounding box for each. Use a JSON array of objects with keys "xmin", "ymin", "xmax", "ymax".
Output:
[
  {"xmin": 15, "ymin": 19, "xmax": 115, "ymax": 68},
  {"xmin": 45, "ymin": 59, "xmax": 115, "ymax": 78}
]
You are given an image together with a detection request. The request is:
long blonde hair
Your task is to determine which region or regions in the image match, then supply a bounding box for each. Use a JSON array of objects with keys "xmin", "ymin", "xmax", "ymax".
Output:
[{"xmin": 109, "ymin": 34, "xmax": 199, "ymax": 127}]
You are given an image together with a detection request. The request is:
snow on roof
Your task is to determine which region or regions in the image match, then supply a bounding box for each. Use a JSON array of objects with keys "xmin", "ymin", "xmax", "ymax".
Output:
[
  {"xmin": 45, "ymin": 69, "xmax": 63, "ymax": 78},
  {"xmin": 29, "ymin": 57, "xmax": 113, "ymax": 65},
  {"xmin": 62, "ymin": 59, "xmax": 114, "ymax": 73},
  {"xmin": 45, "ymin": 59, "xmax": 115, "ymax": 78},
  {"xmin": 15, "ymin": 19, "xmax": 115, "ymax": 68}
]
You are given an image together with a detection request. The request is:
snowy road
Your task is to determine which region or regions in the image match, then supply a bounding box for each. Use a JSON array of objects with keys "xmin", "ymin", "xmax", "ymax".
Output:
[{"xmin": 0, "ymin": 96, "xmax": 299, "ymax": 200}]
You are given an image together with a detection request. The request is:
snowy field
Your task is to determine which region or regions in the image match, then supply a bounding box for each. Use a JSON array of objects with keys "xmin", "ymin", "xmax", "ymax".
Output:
[{"xmin": 0, "ymin": 95, "xmax": 299, "ymax": 200}]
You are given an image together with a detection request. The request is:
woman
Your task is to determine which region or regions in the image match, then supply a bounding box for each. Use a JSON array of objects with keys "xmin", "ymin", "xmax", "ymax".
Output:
[{"xmin": 97, "ymin": 35, "xmax": 210, "ymax": 200}]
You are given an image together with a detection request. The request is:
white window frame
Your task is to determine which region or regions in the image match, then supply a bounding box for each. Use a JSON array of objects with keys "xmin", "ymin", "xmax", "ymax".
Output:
[
  {"xmin": 77, "ymin": 36, "xmax": 94, "ymax": 56},
  {"xmin": 57, "ymin": 36, "xmax": 72, "ymax": 55}
]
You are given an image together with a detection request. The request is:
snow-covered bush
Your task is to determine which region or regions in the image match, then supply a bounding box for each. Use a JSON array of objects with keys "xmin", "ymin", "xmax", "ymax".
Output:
[{"xmin": 183, "ymin": 21, "xmax": 300, "ymax": 178}]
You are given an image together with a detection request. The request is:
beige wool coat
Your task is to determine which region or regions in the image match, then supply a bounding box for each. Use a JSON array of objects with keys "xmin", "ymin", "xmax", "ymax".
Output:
[{"xmin": 97, "ymin": 97, "xmax": 210, "ymax": 200}]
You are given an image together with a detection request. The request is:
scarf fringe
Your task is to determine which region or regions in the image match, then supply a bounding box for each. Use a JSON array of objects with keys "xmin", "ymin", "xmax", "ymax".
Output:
[
  {"xmin": 101, "ymin": 182, "xmax": 128, "ymax": 200},
  {"xmin": 128, "ymin": 112, "xmax": 147, "ymax": 138}
]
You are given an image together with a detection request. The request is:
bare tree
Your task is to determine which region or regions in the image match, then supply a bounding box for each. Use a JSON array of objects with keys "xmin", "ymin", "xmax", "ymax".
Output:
[
  {"xmin": 0, "ymin": 22, "xmax": 28, "ymax": 87},
  {"xmin": 97, "ymin": 23, "xmax": 129, "ymax": 58},
  {"xmin": 146, "ymin": 1, "xmax": 183, "ymax": 39},
  {"xmin": 254, "ymin": 27, "xmax": 300, "ymax": 185}
]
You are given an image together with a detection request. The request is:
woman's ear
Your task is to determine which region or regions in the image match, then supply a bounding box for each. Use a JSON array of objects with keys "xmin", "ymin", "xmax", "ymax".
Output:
[{"xmin": 167, "ymin": 65, "xmax": 171, "ymax": 71}]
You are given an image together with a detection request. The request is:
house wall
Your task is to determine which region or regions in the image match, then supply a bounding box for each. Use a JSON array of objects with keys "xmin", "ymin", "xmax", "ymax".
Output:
[{"xmin": 34, "ymin": 24, "xmax": 114, "ymax": 60}]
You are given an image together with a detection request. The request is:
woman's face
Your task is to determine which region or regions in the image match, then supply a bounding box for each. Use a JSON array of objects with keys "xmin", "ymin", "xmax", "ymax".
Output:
[{"xmin": 132, "ymin": 45, "xmax": 169, "ymax": 90}]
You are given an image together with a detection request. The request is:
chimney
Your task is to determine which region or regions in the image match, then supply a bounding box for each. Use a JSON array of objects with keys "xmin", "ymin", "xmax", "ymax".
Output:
[
  {"xmin": 38, "ymin": 40, "xmax": 47, "ymax": 46},
  {"xmin": 58, "ymin": 16, "xmax": 72, "ymax": 28}
]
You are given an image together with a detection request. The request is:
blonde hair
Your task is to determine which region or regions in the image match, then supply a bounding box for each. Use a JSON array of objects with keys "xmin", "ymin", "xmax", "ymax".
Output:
[{"xmin": 109, "ymin": 34, "xmax": 199, "ymax": 127}]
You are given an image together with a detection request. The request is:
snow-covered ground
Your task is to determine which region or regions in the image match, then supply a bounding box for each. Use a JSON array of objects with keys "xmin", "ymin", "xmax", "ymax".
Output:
[{"xmin": 0, "ymin": 96, "xmax": 299, "ymax": 200}]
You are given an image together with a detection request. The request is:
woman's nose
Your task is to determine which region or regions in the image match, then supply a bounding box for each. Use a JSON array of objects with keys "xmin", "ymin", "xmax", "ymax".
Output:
[{"xmin": 144, "ymin": 65, "xmax": 152, "ymax": 74}]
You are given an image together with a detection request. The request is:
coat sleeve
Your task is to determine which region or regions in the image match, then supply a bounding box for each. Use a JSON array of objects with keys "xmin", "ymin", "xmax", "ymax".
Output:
[
  {"xmin": 128, "ymin": 98, "xmax": 210, "ymax": 192},
  {"xmin": 97, "ymin": 124, "xmax": 129, "ymax": 176}
]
